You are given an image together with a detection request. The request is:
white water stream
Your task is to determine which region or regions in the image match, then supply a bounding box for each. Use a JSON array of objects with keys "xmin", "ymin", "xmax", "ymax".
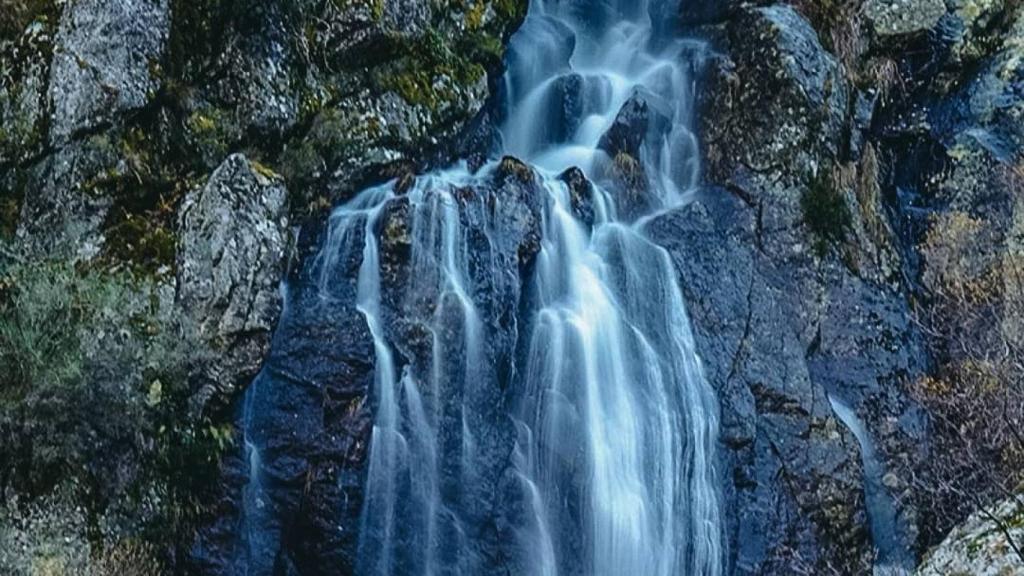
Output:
[{"xmin": 314, "ymin": 1, "xmax": 722, "ymax": 574}]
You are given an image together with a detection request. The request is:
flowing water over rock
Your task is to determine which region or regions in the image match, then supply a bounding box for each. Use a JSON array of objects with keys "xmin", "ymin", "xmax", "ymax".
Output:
[
  {"xmin": 828, "ymin": 396, "xmax": 914, "ymax": 576},
  {"xmin": 236, "ymin": 0, "xmax": 723, "ymax": 574}
]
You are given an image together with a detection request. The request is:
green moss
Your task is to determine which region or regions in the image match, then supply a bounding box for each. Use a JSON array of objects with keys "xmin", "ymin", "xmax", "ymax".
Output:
[
  {"xmin": 186, "ymin": 107, "xmax": 235, "ymax": 161},
  {"xmin": 373, "ymin": 27, "xmax": 487, "ymax": 110},
  {"xmin": 104, "ymin": 215, "xmax": 178, "ymax": 272},
  {"xmin": 250, "ymin": 159, "xmax": 281, "ymax": 180},
  {"xmin": 494, "ymin": 0, "xmax": 527, "ymax": 22},
  {"xmin": 78, "ymin": 128, "xmax": 197, "ymax": 275},
  {"xmin": 466, "ymin": 1, "xmax": 487, "ymax": 30},
  {"xmin": 801, "ymin": 168, "xmax": 851, "ymax": 256}
]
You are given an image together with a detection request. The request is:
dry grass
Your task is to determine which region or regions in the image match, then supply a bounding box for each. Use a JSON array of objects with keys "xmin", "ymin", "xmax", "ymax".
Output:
[{"xmin": 908, "ymin": 184, "xmax": 1024, "ymax": 555}]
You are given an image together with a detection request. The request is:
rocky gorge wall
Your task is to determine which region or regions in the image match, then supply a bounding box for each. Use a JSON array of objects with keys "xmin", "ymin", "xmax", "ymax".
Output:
[
  {"xmin": 680, "ymin": 0, "xmax": 1024, "ymax": 572},
  {"xmin": 1, "ymin": 0, "xmax": 1023, "ymax": 574}
]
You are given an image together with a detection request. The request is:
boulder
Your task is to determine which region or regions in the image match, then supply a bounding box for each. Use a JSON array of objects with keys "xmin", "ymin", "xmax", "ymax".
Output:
[
  {"xmin": 690, "ymin": 4, "xmax": 927, "ymax": 573},
  {"xmin": 701, "ymin": 4, "xmax": 848, "ymax": 192},
  {"xmin": 177, "ymin": 154, "xmax": 290, "ymax": 403}
]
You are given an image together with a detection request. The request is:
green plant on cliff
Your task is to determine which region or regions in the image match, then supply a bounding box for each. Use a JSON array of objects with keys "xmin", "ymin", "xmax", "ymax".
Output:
[
  {"xmin": 801, "ymin": 168, "xmax": 852, "ymax": 256},
  {"xmin": 0, "ymin": 260, "xmax": 228, "ymax": 569},
  {"xmin": 87, "ymin": 127, "xmax": 200, "ymax": 276}
]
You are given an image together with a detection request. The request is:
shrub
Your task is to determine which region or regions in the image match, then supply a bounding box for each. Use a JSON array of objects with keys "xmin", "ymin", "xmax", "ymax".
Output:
[
  {"xmin": 801, "ymin": 168, "xmax": 852, "ymax": 256},
  {"xmin": 908, "ymin": 194, "xmax": 1024, "ymax": 561},
  {"xmin": 0, "ymin": 258, "xmax": 227, "ymax": 569}
]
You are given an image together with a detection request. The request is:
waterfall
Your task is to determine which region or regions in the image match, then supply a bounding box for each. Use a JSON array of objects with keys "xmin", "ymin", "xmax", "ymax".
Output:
[
  {"xmin": 240, "ymin": 0, "xmax": 724, "ymax": 573},
  {"xmin": 503, "ymin": 3, "xmax": 721, "ymax": 574}
]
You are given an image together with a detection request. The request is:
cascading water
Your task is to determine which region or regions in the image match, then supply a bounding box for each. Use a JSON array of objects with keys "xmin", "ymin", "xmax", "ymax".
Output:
[{"xmin": 239, "ymin": 0, "xmax": 723, "ymax": 574}]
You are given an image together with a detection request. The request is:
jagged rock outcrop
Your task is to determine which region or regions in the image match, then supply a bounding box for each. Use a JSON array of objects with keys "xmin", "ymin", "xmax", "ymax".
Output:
[{"xmin": 177, "ymin": 154, "xmax": 290, "ymax": 406}]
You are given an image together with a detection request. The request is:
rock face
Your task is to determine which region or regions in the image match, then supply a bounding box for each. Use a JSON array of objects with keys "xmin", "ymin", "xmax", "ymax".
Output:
[
  {"xmin": 190, "ymin": 160, "xmax": 544, "ymax": 574},
  {"xmin": 177, "ymin": 154, "xmax": 290, "ymax": 403},
  {"xmin": 702, "ymin": 4, "xmax": 848, "ymax": 186},
  {"xmin": 48, "ymin": 0, "xmax": 170, "ymax": 145},
  {"xmin": 3, "ymin": 0, "xmax": 527, "ymax": 258},
  {"xmin": 685, "ymin": 3, "xmax": 928, "ymax": 574},
  {"xmin": 688, "ymin": 0, "xmax": 1024, "ymax": 573},
  {"xmin": 863, "ymin": 0, "xmax": 946, "ymax": 37},
  {"xmin": 0, "ymin": 0, "xmax": 528, "ymax": 570},
  {"xmin": 190, "ymin": 227, "xmax": 377, "ymax": 575},
  {"xmin": 916, "ymin": 495, "xmax": 1024, "ymax": 575}
]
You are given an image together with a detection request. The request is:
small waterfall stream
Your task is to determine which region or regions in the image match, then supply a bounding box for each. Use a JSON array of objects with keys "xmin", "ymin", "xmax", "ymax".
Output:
[
  {"xmin": 828, "ymin": 396, "xmax": 914, "ymax": 576},
  {"xmin": 237, "ymin": 0, "xmax": 723, "ymax": 574}
]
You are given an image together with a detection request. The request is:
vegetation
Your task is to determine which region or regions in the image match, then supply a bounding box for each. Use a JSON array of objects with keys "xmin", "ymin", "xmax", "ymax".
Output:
[
  {"xmin": 908, "ymin": 180, "xmax": 1024, "ymax": 562},
  {"xmin": 801, "ymin": 168, "xmax": 852, "ymax": 256},
  {"xmin": 0, "ymin": 0, "xmax": 58, "ymax": 41},
  {"xmin": 0, "ymin": 259, "xmax": 228, "ymax": 572},
  {"xmin": 372, "ymin": 28, "xmax": 487, "ymax": 110}
]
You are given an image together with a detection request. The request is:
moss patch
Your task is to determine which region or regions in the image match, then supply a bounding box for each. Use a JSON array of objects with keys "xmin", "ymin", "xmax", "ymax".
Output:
[
  {"xmin": 85, "ymin": 127, "xmax": 202, "ymax": 276},
  {"xmin": 372, "ymin": 28, "xmax": 487, "ymax": 110}
]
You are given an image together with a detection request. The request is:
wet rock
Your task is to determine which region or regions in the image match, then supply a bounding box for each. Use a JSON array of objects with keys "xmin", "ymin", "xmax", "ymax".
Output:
[
  {"xmin": 48, "ymin": 0, "xmax": 170, "ymax": 145},
  {"xmin": 595, "ymin": 91, "xmax": 672, "ymax": 221},
  {"xmin": 177, "ymin": 154, "xmax": 290, "ymax": 404},
  {"xmin": 648, "ymin": 190, "xmax": 888, "ymax": 575},
  {"xmin": 365, "ymin": 166, "xmax": 542, "ymax": 572},
  {"xmin": 928, "ymin": 10, "xmax": 1024, "ymax": 161},
  {"xmin": 559, "ymin": 166, "xmax": 596, "ymax": 227},
  {"xmin": 599, "ymin": 93, "xmax": 649, "ymax": 159},
  {"xmin": 190, "ymin": 256, "xmax": 376, "ymax": 575},
  {"xmin": 549, "ymin": 73, "xmax": 586, "ymax": 145},
  {"xmin": 598, "ymin": 89, "xmax": 671, "ymax": 160},
  {"xmin": 678, "ymin": 0, "xmax": 743, "ymax": 26}
]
